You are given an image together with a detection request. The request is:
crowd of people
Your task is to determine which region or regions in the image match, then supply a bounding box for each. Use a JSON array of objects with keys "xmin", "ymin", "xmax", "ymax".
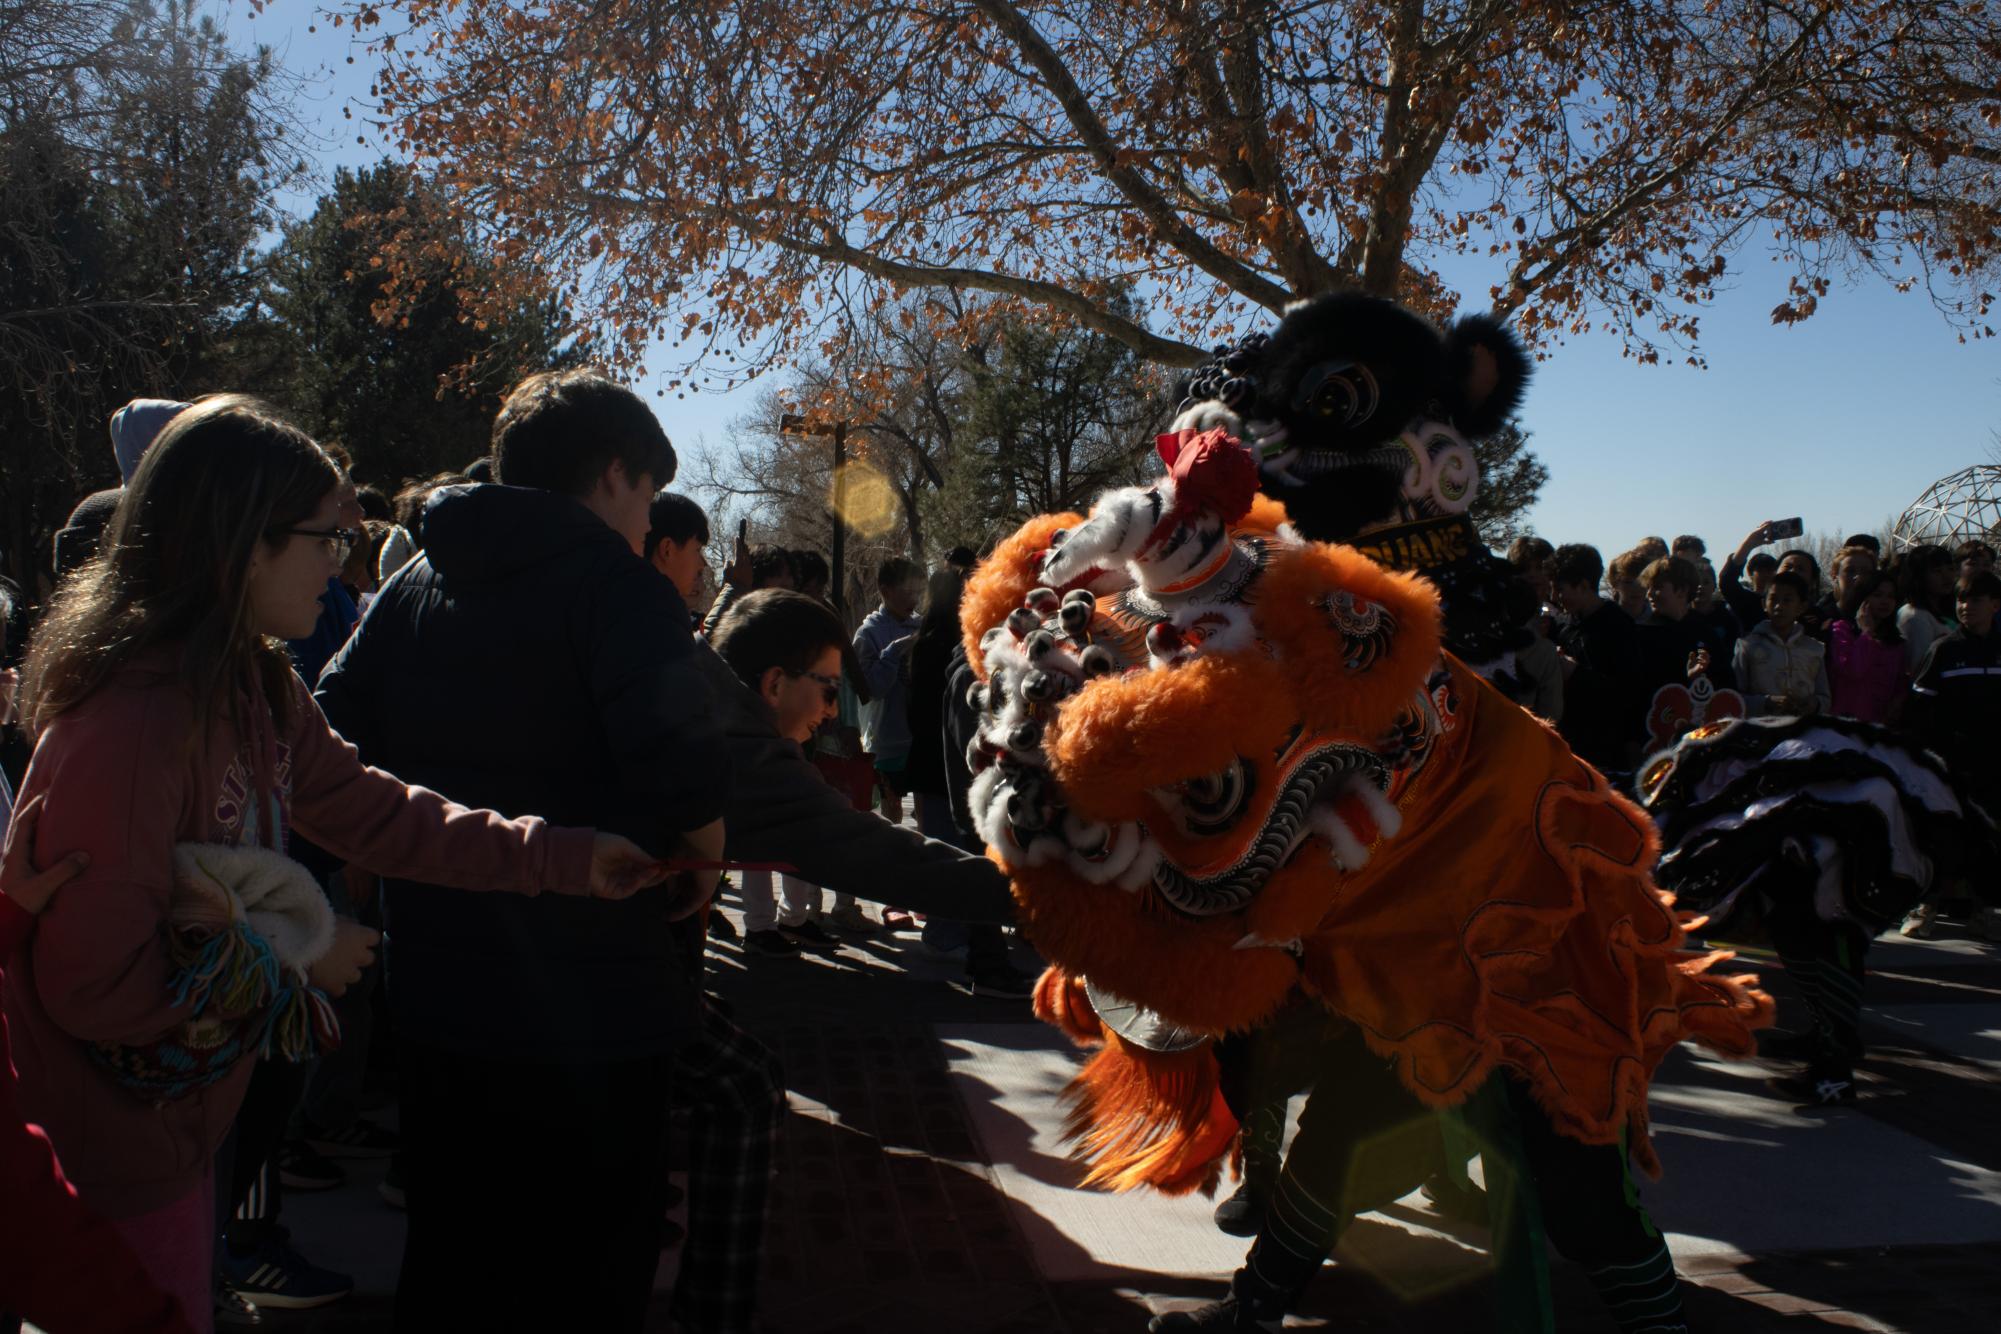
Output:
[
  {"xmin": 0, "ymin": 375, "xmax": 1026, "ymax": 1334},
  {"xmin": 0, "ymin": 373, "xmax": 1995, "ymax": 1334},
  {"xmin": 1517, "ymin": 525, "xmax": 2000, "ymax": 937}
]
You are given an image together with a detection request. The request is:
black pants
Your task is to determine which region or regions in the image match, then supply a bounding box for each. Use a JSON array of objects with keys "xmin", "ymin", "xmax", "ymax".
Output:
[
  {"xmin": 216, "ymin": 1057, "xmax": 310, "ymax": 1248},
  {"xmin": 394, "ymin": 1041, "xmax": 675, "ymax": 1332}
]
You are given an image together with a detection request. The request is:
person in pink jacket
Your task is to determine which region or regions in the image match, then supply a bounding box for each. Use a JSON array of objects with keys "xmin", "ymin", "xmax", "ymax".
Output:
[
  {"xmin": 1828, "ymin": 569, "xmax": 1910, "ymax": 724},
  {"xmin": 3, "ymin": 397, "xmax": 675, "ymax": 1332},
  {"xmin": 1, "ymin": 797, "xmax": 195, "ymax": 1334}
]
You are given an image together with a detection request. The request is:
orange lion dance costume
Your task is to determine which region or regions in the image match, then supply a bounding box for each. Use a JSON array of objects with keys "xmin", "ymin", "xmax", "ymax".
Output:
[{"xmin": 960, "ymin": 296, "xmax": 1770, "ymax": 1334}]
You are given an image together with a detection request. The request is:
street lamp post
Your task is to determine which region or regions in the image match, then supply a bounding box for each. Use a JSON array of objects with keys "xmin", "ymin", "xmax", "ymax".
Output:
[{"xmin": 778, "ymin": 413, "xmax": 849, "ymax": 615}]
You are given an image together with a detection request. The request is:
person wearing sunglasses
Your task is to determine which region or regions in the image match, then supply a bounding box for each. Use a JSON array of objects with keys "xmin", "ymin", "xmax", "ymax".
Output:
[{"xmin": 700, "ymin": 589, "xmax": 1016, "ymax": 939}]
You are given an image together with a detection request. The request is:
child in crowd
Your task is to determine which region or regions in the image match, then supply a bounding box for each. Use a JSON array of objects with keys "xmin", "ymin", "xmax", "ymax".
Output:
[
  {"xmin": 1734, "ymin": 571, "xmax": 1830, "ymax": 717},
  {"xmin": 1957, "ymin": 539, "xmax": 1995, "ymax": 579},
  {"xmin": 2, "ymin": 397, "xmax": 659, "ymax": 1330},
  {"xmin": 1549, "ymin": 543, "xmax": 1642, "ymax": 773},
  {"xmin": 1827, "ymin": 569, "xmax": 1908, "ymax": 724},
  {"xmin": 1606, "ymin": 546, "xmax": 1651, "ymax": 622},
  {"xmin": 1905, "ymin": 570, "xmax": 2001, "ymax": 941},
  {"xmin": 1641, "ymin": 555, "xmax": 1736, "ymax": 688},
  {"xmin": 1898, "ymin": 544, "xmax": 1959, "ymax": 673},
  {"xmin": 1909, "ymin": 570, "xmax": 2001, "ymax": 797},
  {"xmin": 1829, "ymin": 544, "xmax": 1879, "ymax": 624}
]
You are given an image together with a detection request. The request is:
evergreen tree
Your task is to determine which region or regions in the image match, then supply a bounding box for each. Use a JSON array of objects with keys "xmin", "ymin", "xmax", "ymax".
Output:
[
  {"xmin": 254, "ymin": 160, "xmax": 582, "ymax": 488},
  {"xmin": 0, "ymin": 0, "xmax": 291, "ymax": 590},
  {"xmin": 1468, "ymin": 424, "xmax": 1549, "ymax": 548}
]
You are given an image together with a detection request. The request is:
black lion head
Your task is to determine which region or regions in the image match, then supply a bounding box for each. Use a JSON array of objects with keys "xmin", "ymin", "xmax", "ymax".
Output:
[{"xmin": 1174, "ymin": 293, "xmax": 1530, "ymax": 545}]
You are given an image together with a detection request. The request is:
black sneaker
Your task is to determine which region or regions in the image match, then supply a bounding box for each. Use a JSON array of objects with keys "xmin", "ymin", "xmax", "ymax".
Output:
[
  {"xmin": 1769, "ymin": 1062, "xmax": 1858, "ymax": 1106},
  {"xmin": 779, "ymin": 918, "xmax": 842, "ymax": 950},
  {"xmin": 743, "ymin": 928, "xmax": 801, "ymax": 957},
  {"xmin": 1148, "ymin": 1294, "xmax": 1284, "ymax": 1332},
  {"xmin": 276, "ymin": 1140, "xmax": 345, "ymax": 1191},
  {"xmin": 953, "ymin": 965, "xmax": 1036, "ymax": 999},
  {"xmin": 305, "ymin": 1115, "xmax": 398, "ymax": 1159},
  {"xmin": 1212, "ymin": 1179, "xmax": 1269, "ymax": 1237},
  {"xmin": 220, "ymin": 1231, "xmax": 354, "ymax": 1310},
  {"xmin": 214, "ymin": 1277, "xmax": 262, "ymax": 1327},
  {"xmin": 707, "ymin": 911, "xmax": 740, "ymax": 943}
]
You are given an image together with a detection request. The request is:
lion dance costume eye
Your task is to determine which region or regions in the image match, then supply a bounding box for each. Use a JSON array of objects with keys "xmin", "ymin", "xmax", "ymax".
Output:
[{"xmin": 962, "ymin": 425, "xmax": 1773, "ymax": 1196}]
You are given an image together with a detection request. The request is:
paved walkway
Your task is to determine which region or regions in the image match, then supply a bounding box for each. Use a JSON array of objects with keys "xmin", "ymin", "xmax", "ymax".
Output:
[{"xmin": 272, "ymin": 905, "xmax": 2001, "ymax": 1333}]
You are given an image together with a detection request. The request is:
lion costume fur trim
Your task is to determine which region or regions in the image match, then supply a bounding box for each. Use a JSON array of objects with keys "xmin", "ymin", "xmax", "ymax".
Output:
[{"xmin": 964, "ymin": 500, "xmax": 1771, "ymax": 1192}]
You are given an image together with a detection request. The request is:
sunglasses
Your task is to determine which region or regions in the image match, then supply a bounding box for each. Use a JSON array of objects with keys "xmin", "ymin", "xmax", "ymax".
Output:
[
  {"xmin": 798, "ymin": 669, "xmax": 842, "ymax": 707},
  {"xmin": 286, "ymin": 526, "xmax": 365, "ymax": 563}
]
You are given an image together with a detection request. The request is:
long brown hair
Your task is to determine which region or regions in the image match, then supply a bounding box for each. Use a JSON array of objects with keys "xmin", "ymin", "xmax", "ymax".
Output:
[{"xmin": 22, "ymin": 396, "xmax": 345, "ymax": 739}]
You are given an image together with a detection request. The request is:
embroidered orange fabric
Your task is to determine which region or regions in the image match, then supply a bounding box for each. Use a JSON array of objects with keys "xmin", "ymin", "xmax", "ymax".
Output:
[{"xmin": 971, "ymin": 500, "xmax": 1771, "ymax": 1191}]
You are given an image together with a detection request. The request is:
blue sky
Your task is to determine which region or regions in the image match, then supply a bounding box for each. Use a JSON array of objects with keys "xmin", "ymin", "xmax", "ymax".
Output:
[{"xmin": 250, "ymin": 5, "xmax": 2001, "ymax": 561}]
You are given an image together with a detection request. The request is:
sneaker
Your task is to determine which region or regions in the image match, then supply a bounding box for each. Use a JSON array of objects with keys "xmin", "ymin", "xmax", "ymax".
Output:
[
  {"xmin": 826, "ymin": 902, "xmax": 879, "ymax": 934},
  {"xmin": 221, "ymin": 1232, "xmax": 354, "ymax": 1310},
  {"xmin": 1900, "ymin": 904, "xmax": 1938, "ymax": 938},
  {"xmin": 743, "ymin": 928, "xmax": 802, "ymax": 957},
  {"xmin": 378, "ymin": 1158, "xmax": 406, "ymax": 1210},
  {"xmin": 778, "ymin": 918, "xmax": 842, "ymax": 950},
  {"xmin": 305, "ymin": 1115, "xmax": 398, "ymax": 1159},
  {"xmin": 707, "ymin": 911, "xmax": 740, "ymax": 943},
  {"xmin": 276, "ymin": 1140, "xmax": 345, "ymax": 1192},
  {"xmin": 214, "ymin": 1277, "xmax": 262, "ymax": 1327},
  {"xmin": 953, "ymin": 965, "xmax": 1036, "ymax": 999},
  {"xmin": 1768, "ymin": 1063, "xmax": 1858, "ymax": 1107},
  {"xmin": 1148, "ymin": 1294, "xmax": 1284, "ymax": 1332},
  {"xmin": 1212, "ymin": 1179, "xmax": 1269, "ymax": 1237}
]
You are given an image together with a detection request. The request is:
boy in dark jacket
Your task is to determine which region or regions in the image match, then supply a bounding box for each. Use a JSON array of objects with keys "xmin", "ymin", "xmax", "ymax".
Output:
[
  {"xmin": 316, "ymin": 370, "xmax": 727, "ymax": 1333},
  {"xmin": 1550, "ymin": 543, "xmax": 1641, "ymax": 773},
  {"xmin": 1910, "ymin": 570, "xmax": 2001, "ymax": 801}
]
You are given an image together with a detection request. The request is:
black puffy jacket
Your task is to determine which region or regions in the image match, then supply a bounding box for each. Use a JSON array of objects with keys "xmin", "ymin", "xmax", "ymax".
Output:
[{"xmin": 316, "ymin": 484, "xmax": 729, "ymax": 1061}]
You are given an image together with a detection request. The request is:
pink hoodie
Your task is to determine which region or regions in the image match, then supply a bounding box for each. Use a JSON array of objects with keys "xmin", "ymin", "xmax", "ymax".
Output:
[
  {"xmin": 3, "ymin": 649, "xmax": 593, "ymax": 1216},
  {"xmin": 1828, "ymin": 618, "xmax": 1909, "ymax": 724}
]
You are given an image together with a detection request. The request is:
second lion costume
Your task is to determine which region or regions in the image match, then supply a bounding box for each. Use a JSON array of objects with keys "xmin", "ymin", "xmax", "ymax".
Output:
[{"xmin": 960, "ymin": 295, "xmax": 1772, "ymax": 1332}]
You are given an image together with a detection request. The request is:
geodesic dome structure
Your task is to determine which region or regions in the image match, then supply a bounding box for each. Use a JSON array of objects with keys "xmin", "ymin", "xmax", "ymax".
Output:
[{"xmin": 1894, "ymin": 466, "xmax": 2001, "ymax": 552}]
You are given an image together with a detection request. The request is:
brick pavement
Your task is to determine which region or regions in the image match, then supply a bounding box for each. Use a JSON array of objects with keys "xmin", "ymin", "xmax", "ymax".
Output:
[{"xmin": 263, "ymin": 908, "xmax": 2001, "ymax": 1333}]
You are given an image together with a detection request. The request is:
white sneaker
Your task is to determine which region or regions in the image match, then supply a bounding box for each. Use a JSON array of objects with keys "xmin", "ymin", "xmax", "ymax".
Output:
[
  {"xmin": 826, "ymin": 902, "xmax": 879, "ymax": 935},
  {"xmin": 1901, "ymin": 905, "xmax": 1938, "ymax": 939}
]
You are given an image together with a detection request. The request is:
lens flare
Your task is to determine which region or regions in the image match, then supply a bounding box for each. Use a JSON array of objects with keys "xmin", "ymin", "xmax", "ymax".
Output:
[{"xmin": 833, "ymin": 461, "xmax": 900, "ymax": 538}]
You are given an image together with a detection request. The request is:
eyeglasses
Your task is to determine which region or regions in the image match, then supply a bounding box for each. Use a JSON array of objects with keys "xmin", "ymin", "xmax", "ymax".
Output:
[
  {"xmin": 285, "ymin": 526, "xmax": 364, "ymax": 563},
  {"xmin": 797, "ymin": 669, "xmax": 842, "ymax": 707}
]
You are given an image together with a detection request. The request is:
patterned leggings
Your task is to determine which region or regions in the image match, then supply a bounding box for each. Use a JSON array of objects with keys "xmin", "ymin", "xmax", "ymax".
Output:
[
  {"xmin": 1766, "ymin": 910, "xmax": 1869, "ymax": 1066},
  {"xmin": 669, "ymin": 997, "xmax": 788, "ymax": 1334}
]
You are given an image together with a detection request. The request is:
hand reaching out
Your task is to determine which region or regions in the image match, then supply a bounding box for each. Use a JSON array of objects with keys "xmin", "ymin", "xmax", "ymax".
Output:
[
  {"xmin": 0, "ymin": 795, "xmax": 89, "ymax": 916},
  {"xmin": 307, "ymin": 919, "xmax": 380, "ymax": 997},
  {"xmin": 590, "ymin": 832, "xmax": 673, "ymax": 900}
]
